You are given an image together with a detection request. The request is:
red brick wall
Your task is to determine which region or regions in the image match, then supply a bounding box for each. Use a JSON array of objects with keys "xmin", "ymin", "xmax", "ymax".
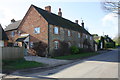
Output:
[{"xmin": 18, "ymin": 6, "xmax": 48, "ymax": 44}]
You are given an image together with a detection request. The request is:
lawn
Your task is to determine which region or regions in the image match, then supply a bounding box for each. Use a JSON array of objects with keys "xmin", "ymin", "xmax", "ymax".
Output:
[
  {"xmin": 3, "ymin": 58, "xmax": 45, "ymax": 70},
  {"xmin": 53, "ymin": 52, "xmax": 100, "ymax": 60}
]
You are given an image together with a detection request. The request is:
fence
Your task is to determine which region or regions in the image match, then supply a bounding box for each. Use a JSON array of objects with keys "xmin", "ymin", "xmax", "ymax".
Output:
[{"xmin": 1, "ymin": 47, "xmax": 24, "ymax": 60}]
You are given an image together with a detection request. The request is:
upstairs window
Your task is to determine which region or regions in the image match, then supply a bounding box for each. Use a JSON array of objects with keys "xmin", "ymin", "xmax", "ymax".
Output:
[
  {"xmin": 11, "ymin": 31, "xmax": 15, "ymax": 37},
  {"xmin": 78, "ymin": 33, "xmax": 80, "ymax": 38},
  {"xmin": 54, "ymin": 27, "xmax": 59, "ymax": 34},
  {"xmin": 18, "ymin": 30, "xmax": 21, "ymax": 35},
  {"xmin": 90, "ymin": 36, "xmax": 92, "ymax": 40},
  {"xmin": 68, "ymin": 30, "xmax": 71, "ymax": 36},
  {"xmin": 86, "ymin": 34, "xmax": 88, "ymax": 39},
  {"xmin": 34, "ymin": 27, "xmax": 40, "ymax": 34},
  {"xmin": 30, "ymin": 42, "xmax": 33, "ymax": 48}
]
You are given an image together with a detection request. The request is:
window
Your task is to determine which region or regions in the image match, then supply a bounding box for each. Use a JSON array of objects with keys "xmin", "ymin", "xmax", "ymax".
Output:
[
  {"xmin": 68, "ymin": 30, "xmax": 71, "ymax": 36},
  {"xmin": 54, "ymin": 41, "xmax": 59, "ymax": 49},
  {"xmin": 78, "ymin": 33, "xmax": 80, "ymax": 38},
  {"xmin": 86, "ymin": 35, "xmax": 88, "ymax": 39},
  {"xmin": 18, "ymin": 30, "xmax": 21, "ymax": 35},
  {"xmin": 14, "ymin": 42, "xmax": 18, "ymax": 46},
  {"xmin": 78, "ymin": 43, "xmax": 81, "ymax": 48},
  {"xmin": 68, "ymin": 42, "xmax": 71, "ymax": 47},
  {"xmin": 81, "ymin": 44, "xmax": 83, "ymax": 48},
  {"xmin": 11, "ymin": 31, "xmax": 15, "ymax": 37},
  {"xmin": 30, "ymin": 42, "xmax": 33, "ymax": 48},
  {"xmin": 90, "ymin": 36, "xmax": 92, "ymax": 40},
  {"xmin": 0, "ymin": 41, "xmax": 4, "ymax": 47},
  {"xmin": 54, "ymin": 27, "xmax": 59, "ymax": 34},
  {"xmin": 34, "ymin": 27, "xmax": 40, "ymax": 34}
]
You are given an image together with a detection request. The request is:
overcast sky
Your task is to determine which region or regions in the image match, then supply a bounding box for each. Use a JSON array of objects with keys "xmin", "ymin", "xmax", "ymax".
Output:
[{"xmin": 0, "ymin": 0, "xmax": 118, "ymax": 38}]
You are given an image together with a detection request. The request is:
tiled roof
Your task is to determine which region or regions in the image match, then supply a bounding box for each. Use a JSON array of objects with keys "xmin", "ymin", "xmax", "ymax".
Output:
[
  {"xmin": 0, "ymin": 24, "xmax": 9, "ymax": 40},
  {"xmin": 5, "ymin": 20, "xmax": 21, "ymax": 31},
  {"xmin": 32, "ymin": 5, "xmax": 92, "ymax": 36}
]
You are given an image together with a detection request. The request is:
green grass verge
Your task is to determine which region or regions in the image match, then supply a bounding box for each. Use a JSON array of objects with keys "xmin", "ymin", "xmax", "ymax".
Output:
[
  {"xmin": 3, "ymin": 58, "xmax": 45, "ymax": 70},
  {"xmin": 53, "ymin": 52, "xmax": 100, "ymax": 60}
]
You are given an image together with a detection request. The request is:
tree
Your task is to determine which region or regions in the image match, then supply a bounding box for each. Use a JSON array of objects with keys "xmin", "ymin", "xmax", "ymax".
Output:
[
  {"xmin": 101, "ymin": 0, "xmax": 120, "ymax": 15},
  {"xmin": 113, "ymin": 35, "xmax": 120, "ymax": 46}
]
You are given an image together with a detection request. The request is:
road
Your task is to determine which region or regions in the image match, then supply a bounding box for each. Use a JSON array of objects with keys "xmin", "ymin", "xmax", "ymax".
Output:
[{"xmin": 5, "ymin": 49, "xmax": 119, "ymax": 78}]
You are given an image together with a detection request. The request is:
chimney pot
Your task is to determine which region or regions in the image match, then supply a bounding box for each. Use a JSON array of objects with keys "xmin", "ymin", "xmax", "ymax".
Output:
[
  {"xmin": 58, "ymin": 8, "xmax": 62, "ymax": 17},
  {"xmin": 11, "ymin": 19, "xmax": 16, "ymax": 23},
  {"xmin": 45, "ymin": 6, "xmax": 51, "ymax": 12},
  {"xmin": 81, "ymin": 20, "xmax": 84, "ymax": 28},
  {"xmin": 75, "ymin": 20, "xmax": 78, "ymax": 24}
]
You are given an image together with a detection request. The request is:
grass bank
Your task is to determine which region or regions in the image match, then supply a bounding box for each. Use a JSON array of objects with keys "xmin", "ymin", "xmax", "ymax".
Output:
[
  {"xmin": 3, "ymin": 58, "xmax": 45, "ymax": 70},
  {"xmin": 53, "ymin": 52, "xmax": 100, "ymax": 60}
]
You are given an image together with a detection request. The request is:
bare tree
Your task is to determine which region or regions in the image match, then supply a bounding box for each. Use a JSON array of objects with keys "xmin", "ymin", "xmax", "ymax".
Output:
[{"xmin": 101, "ymin": 0, "xmax": 120, "ymax": 15}]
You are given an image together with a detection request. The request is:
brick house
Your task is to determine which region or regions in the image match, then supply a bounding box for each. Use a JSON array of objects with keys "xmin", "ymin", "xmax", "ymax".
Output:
[{"xmin": 5, "ymin": 5, "xmax": 94, "ymax": 57}]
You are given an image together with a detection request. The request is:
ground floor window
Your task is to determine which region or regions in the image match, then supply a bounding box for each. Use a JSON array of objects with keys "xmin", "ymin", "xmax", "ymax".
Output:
[
  {"xmin": 78, "ymin": 43, "xmax": 81, "ymax": 48},
  {"xmin": 81, "ymin": 44, "xmax": 83, "ymax": 48},
  {"xmin": 54, "ymin": 41, "xmax": 59, "ymax": 49},
  {"xmin": 68, "ymin": 42, "xmax": 71, "ymax": 47}
]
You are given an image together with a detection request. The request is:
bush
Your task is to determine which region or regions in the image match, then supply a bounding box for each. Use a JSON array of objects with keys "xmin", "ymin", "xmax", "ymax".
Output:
[
  {"xmin": 70, "ymin": 46, "xmax": 79, "ymax": 54},
  {"xmin": 32, "ymin": 41, "xmax": 47, "ymax": 57},
  {"xmin": 105, "ymin": 42, "xmax": 115, "ymax": 48}
]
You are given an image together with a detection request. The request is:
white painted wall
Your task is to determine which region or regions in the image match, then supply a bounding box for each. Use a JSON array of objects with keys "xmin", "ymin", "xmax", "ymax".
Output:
[{"xmin": 95, "ymin": 44, "xmax": 97, "ymax": 51}]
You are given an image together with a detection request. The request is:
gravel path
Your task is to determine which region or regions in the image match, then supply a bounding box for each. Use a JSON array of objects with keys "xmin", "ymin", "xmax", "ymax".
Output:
[{"xmin": 24, "ymin": 56, "xmax": 71, "ymax": 66}]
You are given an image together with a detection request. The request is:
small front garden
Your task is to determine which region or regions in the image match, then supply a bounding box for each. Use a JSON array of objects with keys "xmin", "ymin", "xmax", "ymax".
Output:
[
  {"xmin": 53, "ymin": 52, "xmax": 99, "ymax": 60},
  {"xmin": 2, "ymin": 58, "xmax": 45, "ymax": 71},
  {"xmin": 53, "ymin": 45, "xmax": 100, "ymax": 60}
]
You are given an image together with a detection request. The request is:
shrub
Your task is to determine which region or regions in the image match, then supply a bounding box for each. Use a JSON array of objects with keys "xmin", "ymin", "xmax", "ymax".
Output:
[
  {"xmin": 32, "ymin": 41, "xmax": 47, "ymax": 57},
  {"xmin": 52, "ymin": 41, "xmax": 70, "ymax": 57},
  {"xmin": 105, "ymin": 42, "xmax": 115, "ymax": 48},
  {"xmin": 70, "ymin": 46, "xmax": 79, "ymax": 54}
]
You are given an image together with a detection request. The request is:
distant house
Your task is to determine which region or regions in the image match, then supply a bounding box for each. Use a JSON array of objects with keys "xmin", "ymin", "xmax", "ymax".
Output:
[
  {"xmin": 93, "ymin": 34, "xmax": 115, "ymax": 49},
  {"xmin": 0, "ymin": 24, "xmax": 9, "ymax": 47},
  {"xmin": 5, "ymin": 5, "xmax": 94, "ymax": 57},
  {"xmin": 104, "ymin": 35, "xmax": 116, "ymax": 48}
]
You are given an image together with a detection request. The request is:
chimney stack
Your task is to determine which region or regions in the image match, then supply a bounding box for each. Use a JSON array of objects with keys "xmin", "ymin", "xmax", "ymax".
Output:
[
  {"xmin": 45, "ymin": 6, "xmax": 51, "ymax": 12},
  {"xmin": 75, "ymin": 20, "xmax": 78, "ymax": 24},
  {"xmin": 81, "ymin": 20, "xmax": 84, "ymax": 28},
  {"xmin": 58, "ymin": 8, "xmax": 62, "ymax": 17},
  {"xmin": 11, "ymin": 19, "xmax": 16, "ymax": 23}
]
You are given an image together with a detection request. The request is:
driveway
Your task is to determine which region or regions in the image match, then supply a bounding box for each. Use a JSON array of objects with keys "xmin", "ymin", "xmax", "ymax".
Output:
[{"xmin": 24, "ymin": 56, "xmax": 71, "ymax": 66}]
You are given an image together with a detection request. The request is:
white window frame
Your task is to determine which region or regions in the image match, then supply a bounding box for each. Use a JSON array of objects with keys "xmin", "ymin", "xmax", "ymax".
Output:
[
  {"xmin": 34, "ymin": 27, "xmax": 40, "ymax": 34},
  {"xmin": 54, "ymin": 27, "xmax": 59, "ymax": 34},
  {"xmin": 18, "ymin": 30, "xmax": 21, "ymax": 35},
  {"xmin": 68, "ymin": 42, "xmax": 71, "ymax": 47},
  {"xmin": 90, "ymin": 36, "xmax": 92, "ymax": 40},
  {"xmin": 68, "ymin": 30, "xmax": 71, "ymax": 36},
  {"xmin": 81, "ymin": 44, "xmax": 83, "ymax": 48},
  {"xmin": 54, "ymin": 41, "xmax": 59, "ymax": 49},
  {"xmin": 78, "ymin": 43, "xmax": 81, "ymax": 48},
  {"xmin": 78, "ymin": 33, "xmax": 80, "ymax": 38},
  {"xmin": 86, "ymin": 35, "xmax": 88, "ymax": 39},
  {"xmin": 30, "ymin": 42, "xmax": 33, "ymax": 48}
]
